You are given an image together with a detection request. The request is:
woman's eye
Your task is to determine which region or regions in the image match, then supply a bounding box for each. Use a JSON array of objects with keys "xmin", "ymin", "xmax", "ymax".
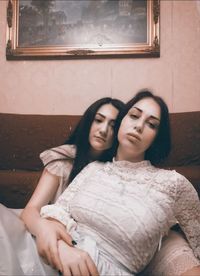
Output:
[
  {"xmin": 94, "ymin": 118, "xmax": 102, "ymax": 123},
  {"xmin": 147, "ymin": 122, "xmax": 158, "ymax": 130},
  {"xmin": 130, "ymin": 114, "xmax": 139, "ymax": 119}
]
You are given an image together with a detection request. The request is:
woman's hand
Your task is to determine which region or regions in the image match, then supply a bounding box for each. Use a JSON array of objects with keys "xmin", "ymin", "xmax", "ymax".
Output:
[
  {"xmin": 58, "ymin": 240, "xmax": 99, "ymax": 276},
  {"xmin": 35, "ymin": 218, "xmax": 73, "ymax": 272}
]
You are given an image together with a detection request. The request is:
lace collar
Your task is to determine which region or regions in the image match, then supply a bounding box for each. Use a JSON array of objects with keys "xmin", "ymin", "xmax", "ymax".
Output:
[{"xmin": 112, "ymin": 158, "xmax": 151, "ymax": 170}]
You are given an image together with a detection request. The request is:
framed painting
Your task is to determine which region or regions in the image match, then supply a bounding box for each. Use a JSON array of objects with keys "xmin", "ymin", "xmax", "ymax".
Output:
[{"xmin": 6, "ymin": 0, "xmax": 160, "ymax": 60}]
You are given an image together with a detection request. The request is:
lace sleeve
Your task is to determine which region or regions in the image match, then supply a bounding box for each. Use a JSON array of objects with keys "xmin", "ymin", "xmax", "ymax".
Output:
[
  {"xmin": 174, "ymin": 173, "xmax": 200, "ymax": 260},
  {"xmin": 40, "ymin": 162, "xmax": 100, "ymax": 230}
]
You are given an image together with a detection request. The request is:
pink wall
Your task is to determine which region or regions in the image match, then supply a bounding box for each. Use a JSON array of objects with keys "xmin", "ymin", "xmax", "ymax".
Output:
[{"xmin": 0, "ymin": 0, "xmax": 200, "ymax": 115}]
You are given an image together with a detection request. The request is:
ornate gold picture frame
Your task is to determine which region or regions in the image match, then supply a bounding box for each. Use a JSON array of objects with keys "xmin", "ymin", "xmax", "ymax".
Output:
[{"xmin": 6, "ymin": 0, "xmax": 160, "ymax": 60}]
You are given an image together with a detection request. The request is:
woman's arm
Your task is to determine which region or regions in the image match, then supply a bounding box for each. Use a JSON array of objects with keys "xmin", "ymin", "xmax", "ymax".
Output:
[
  {"xmin": 174, "ymin": 174, "xmax": 200, "ymax": 259},
  {"xmin": 21, "ymin": 169, "xmax": 59, "ymax": 235},
  {"xmin": 20, "ymin": 145, "xmax": 76, "ymax": 271},
  {"xmin": 20, "ymin": 169, "xmax": 73, "ymax": 271},
  {"xmin": 21, "ymin": 144, "xmax": 75, "ymax": 236}
]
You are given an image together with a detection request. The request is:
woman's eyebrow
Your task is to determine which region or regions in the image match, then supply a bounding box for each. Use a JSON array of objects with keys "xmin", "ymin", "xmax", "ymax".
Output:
[
  {"xmin": 96, "ymin": 113, "xmax": 105, "ymax": 118},
  {"xmin": 133, "ymin": 107, "xmax": 160, "ymax": 122},
  {"xmin": 132, "ymin": 106, "xmax": 142, "ymax": 113},
  {"xmin": 96, "ymin": 112, "xmax": 116, "ymax": 122}
]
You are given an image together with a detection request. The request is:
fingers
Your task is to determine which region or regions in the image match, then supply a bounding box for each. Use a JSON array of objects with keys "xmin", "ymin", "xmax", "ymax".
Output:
[
  {"xmin": 78, "ymin": 262, "xmax": 90, "ymax": 276},
  {"xmin": 37, "ymin": 240, "xmax": 51, "ymax": 266},
  {"xmin": 62, "ymin": 257, "xmax": 90, "ymax": 276},
  {"xmin": 43, "ymin": 228, "xmax": 72, "ymax": 270},
  {"xmin": 75, "ymin": 251, "xmax": 98, "ymax": 276},
  {"xmin": 85, "ymin": 253, "xmax": 99, "ymax": 276},
  {"xmin": 60, "ymin": 229, "xmax": 74, "ymax": 246},
  {"xmin": 62, "ymin": 266, "xmax": 72, "ymax": 276},
  {"xmin": 58, "ymin": 243, "xmax": 98, "ymax": 276},
  {"xmin": 69, "ymin": 264, "xmax": 81, "ymax": 276},
  {"xmin": 45, "ymin": 249, "xmax": 55, "ymax": 268},
  {"xmin": 48, "ymin": 239, "xmax": 63, "ymax": 272},
  {"xmin": 37, "ymin": 238, "xmax": 62, "ymax": 271}
]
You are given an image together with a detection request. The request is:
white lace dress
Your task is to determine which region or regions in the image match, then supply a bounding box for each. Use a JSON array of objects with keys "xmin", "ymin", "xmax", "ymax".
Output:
[
  {"xmin": 1, "ymin": 148, "xmax": 200, "ymax": 275},
  {"xmin": 41, "ymin": 160, "xmax": 200, "ymax": 275}
]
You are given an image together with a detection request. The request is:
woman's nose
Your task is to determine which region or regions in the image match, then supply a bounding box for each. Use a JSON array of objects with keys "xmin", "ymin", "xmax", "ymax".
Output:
[
  {"xmin": 134, "ymin": 121, "xmax": 144, "ymax": 133},
  {"xmin": 99, "ymin": 123, "xmax": 108, "ymax": 136}
]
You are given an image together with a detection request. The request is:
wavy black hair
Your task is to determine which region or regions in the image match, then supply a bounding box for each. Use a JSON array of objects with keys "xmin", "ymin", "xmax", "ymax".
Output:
[
  {"xmin": 66, "ymin": 97, "xmax": 125, "ymax": 182},
  {"xmin": 115, "ymin": 89, "xmax": 171, "ymax": 164}
]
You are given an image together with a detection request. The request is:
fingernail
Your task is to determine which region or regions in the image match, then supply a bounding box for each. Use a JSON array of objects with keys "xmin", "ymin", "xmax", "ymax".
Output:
[{"xmin": 72, "ymin": 240, "xmax": 77, "ymax": 246}]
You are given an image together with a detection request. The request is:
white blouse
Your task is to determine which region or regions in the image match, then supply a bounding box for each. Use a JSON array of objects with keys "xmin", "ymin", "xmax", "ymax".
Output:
[
  {"xmin": 41, "ymin": 159, "xmax": 200, "ymax": 274},
  {"xmin": 40, "ymin": 144, "xmax": 76, "ymax": 202}
]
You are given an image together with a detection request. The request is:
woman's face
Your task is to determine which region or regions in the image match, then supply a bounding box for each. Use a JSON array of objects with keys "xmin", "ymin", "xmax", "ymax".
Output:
[
  {"xmin": 89, "ymin": 103, "xmax": 119, "ymax": 156},
  {"xmin": 117, "ymin": 97, "xmax": 161, "ymax": 162}
]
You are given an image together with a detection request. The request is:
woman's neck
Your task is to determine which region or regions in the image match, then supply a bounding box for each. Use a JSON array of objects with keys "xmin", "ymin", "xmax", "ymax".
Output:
[
  {"xmin": 89, "ymin": 149, "xmax": 102, "ymax": 161},
  {"xmin": 115, "ymin": 147, "xmax": 144, "ymax": 163}
]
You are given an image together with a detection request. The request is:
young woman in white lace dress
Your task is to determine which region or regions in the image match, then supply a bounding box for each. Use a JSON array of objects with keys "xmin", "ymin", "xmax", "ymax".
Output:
[{"xmin": 40, "ymin": 90, "xmax": 200, "ymax": 276}]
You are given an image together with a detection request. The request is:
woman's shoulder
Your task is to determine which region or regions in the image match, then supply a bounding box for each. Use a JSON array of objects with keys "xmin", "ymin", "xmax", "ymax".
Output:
[
  {"xmin": 40, "ymin": 144, "xmax": 76, "ymax": 166},
  {"xmin": 151, "ymin": 166, "xmax": 185, "ymax": 180},
  {"xmin": 39, "ymin": 144, "xmax": 76, "ymax": 178},
  {"xmin": 151, "ymin": 166, "xmax": 194, "ymax": 193}
]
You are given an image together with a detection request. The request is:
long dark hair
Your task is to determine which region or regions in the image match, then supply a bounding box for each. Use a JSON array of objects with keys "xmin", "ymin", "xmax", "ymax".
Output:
[
  {"xmin": 66, "ymin": 97, "xmax": 125, "ymax": 182},
  {"xmin": 116, "ymin": 89, "xmax": 171, "ymax": 164}
]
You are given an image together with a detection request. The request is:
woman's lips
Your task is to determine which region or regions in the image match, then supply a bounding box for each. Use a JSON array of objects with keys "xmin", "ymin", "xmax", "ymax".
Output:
[
  {"xmin": 127, "ymin": 132, "xmax": 141, "ymax": 141},
  {"xmin": 94, "ymin": 136, "xmax": 106, "ymax": 142}
]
